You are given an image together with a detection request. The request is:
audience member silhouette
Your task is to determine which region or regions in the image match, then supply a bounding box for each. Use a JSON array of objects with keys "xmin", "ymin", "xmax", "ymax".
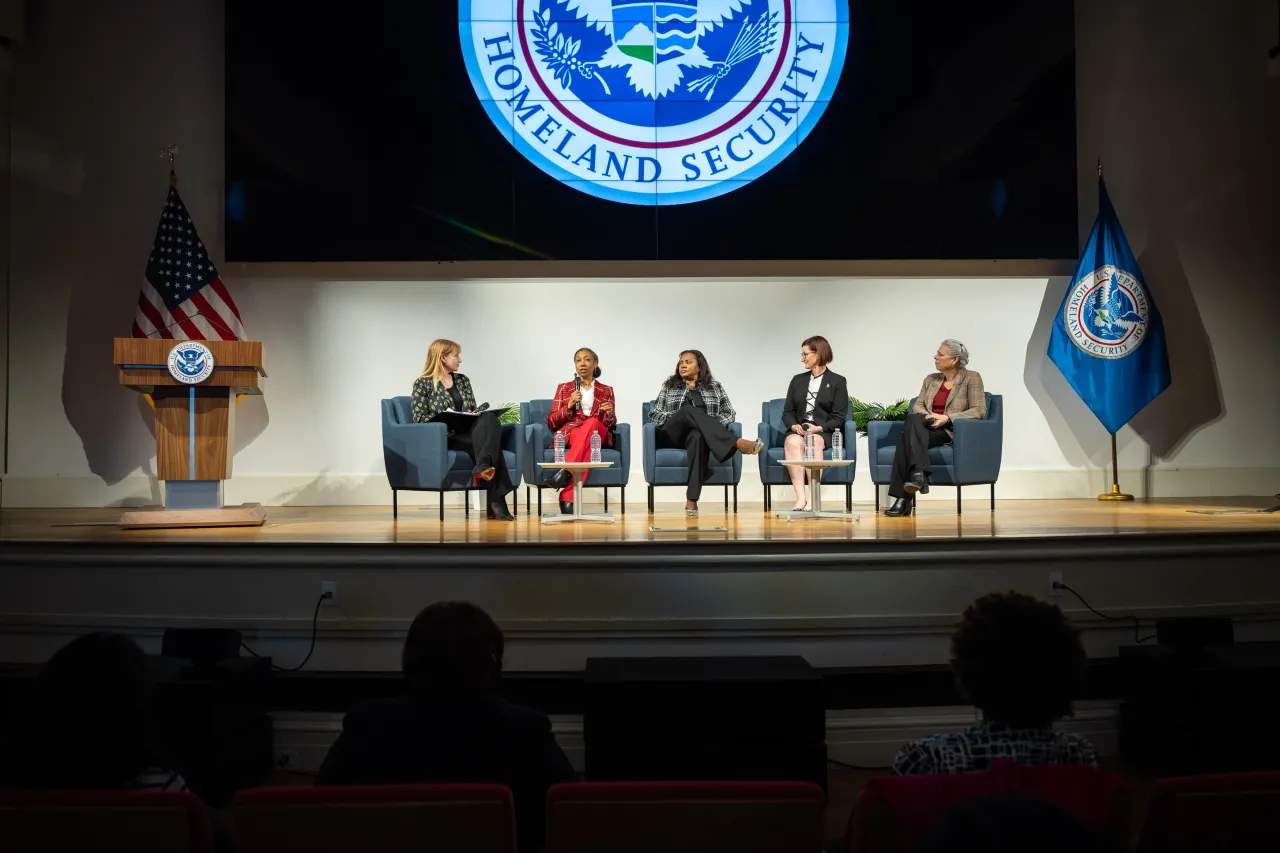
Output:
[
  {"xmin": 893, "ymin": 591, "xmax": 1097, "ymax": 775},
  {"xmin": 0, "ymin": 632, "xmax": 188, "ymax": 791},
  {"xmin": 317, "ymin": 600, "xmax": 575, "ymax": 852}
]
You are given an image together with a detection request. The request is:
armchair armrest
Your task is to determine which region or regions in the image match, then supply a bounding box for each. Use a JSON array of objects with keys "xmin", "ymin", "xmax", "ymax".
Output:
[
  {"xmin": 729, "ymin": 421, "xmax": 743, "ymax": 481},
  {"xmin": 866, "ymin": 420, "xmax": 904, "ymax": 456},
  {"xmin": 841, "ymin": 419, "xmax": 858, "ymax": 462},
  {"xmin": 951, "ymin": 417, "xmax": 1003, "ymax": 485},
  {"xmin": 525, "ymin": 422, "xmax": 553, "ymax": 485},
  {"xmin": 382, "ymin": 421, "xmax": 449, "ymax": 490},
  {"xmin": 643, "ymin": 421, "xmax": 658, "ymax": 482},
  {"xmin": 614, "ymin": 423, "xmax": 632, "ymax": 484}
]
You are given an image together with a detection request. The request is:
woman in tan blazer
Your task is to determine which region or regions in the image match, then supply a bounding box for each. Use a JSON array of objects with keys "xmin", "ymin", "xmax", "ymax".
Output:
[{"xmin": 884, "ymin": 339, "xmax": 986, "ymax": 517}]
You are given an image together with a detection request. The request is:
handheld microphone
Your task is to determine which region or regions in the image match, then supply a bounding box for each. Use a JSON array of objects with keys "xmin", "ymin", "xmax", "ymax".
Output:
[
  {"xmin": 474, "ymin": 402, "xmax": 491, "ymax": 414},
  {"xmin": 571, "ymin": 375, "xmax": 582, "ymax": 411}
]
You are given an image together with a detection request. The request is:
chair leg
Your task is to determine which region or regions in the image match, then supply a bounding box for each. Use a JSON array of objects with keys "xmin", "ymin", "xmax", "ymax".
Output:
[
  {"xmin": 392, "ymin": 490, "xmax": 398, "ymax": 519},
  {"xmin": 604, "ymin": 489, "xmax": 609, "ymax": 512},
  {"xmin": 957, "ymin": 487, "xmax": 962, "ymax": 516},
  {"xmin": 648, "ymin": 486, "xmax": 654, "ymax": 513},
  {"xmin": 724, "ymin": 485, "xmax": 729, "ymax": 510},
  {"xmin": 513, "ymin": 488, "xmax": 518, "ymax": 513},
  {"xmin": 439, "ymin": 492, "xmax": 444, "ymax": 522},
  {"xmin": 733, "ymin": 485, "xmax": 738, "ymax": 513},
  {"xmin": 621, "ymin": 485, "xmax": 626, "ymax": 515},
  {"xmin": 875, "ymin": 488, "xmax": 880, "ymax": 512},
  {"xmin": 465, "ymin": 490, "xmax": 470, "ymax": 517},
  {"xmin": 538, "ymin": 488, "xmax": 543, "ymax": 515},
  {"xmin": 763, "ymin": 485, "xmax": 769, "ymax": 513},
  {"xmin": 846, "ymin": 483, "xmax": 852, "ymax": 512},
  {"xmin": 990, "ymin": 483, "xmax": 995, "ymax": 512}
]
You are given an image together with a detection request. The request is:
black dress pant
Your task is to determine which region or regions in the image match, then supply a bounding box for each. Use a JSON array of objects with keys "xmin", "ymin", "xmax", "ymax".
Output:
[
  {"xmin": 448, "ymin": 411, "xmax": 513, "ymax": 501},
  {"xmin": 888, "ymin": 413, "xmax": 950, "ymax": 499},
  {"xmin": 658, "ymin": 406, "xmax": 739, "ymax": 501}
]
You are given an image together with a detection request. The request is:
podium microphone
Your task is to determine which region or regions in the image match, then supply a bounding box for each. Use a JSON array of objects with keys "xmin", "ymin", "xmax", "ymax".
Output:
[{"xmin": 570, "ymin": 375, "xmax": 582, "ymax": 411}]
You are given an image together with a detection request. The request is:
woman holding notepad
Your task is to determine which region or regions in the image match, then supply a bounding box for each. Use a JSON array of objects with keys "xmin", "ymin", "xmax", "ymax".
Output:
[{"xmin": 411, "ymin": 338, "xmax": 514, "ymax": 521}]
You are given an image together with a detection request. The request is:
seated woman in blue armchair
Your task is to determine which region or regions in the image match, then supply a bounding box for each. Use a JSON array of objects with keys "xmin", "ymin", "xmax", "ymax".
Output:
[
  {"xmin": 649, "ymin": 349, "xmax": 762, "ymax": 517},
  {"xmin": 411, "ymin": 338, "xmax": 514, "ymax": 521},
  {"xmin": 884, "ymin": 339, "xmax": 986, "ymax": 518}
]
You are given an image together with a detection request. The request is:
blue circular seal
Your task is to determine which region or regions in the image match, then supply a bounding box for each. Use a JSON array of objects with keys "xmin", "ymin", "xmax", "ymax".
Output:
[
  {"xmin": 167, "ymin": 341, "xmax": 215, "ymax": 384},
  {"xmin": 460, "ymin": 0, "xmax": 849, "ymax": 205}
]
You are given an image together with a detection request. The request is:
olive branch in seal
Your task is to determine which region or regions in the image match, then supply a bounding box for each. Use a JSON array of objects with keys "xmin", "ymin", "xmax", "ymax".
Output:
[{"xmin": 531, "ymin": 8, "xmax": 612, "ymax": 96}]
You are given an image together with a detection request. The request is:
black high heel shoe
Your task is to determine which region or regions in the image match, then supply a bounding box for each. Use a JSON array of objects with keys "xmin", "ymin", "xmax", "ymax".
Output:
[
  {"xmin": 904, "ymin": 471, "xmax": 930, "ymax": 495},
  {"xmin": 883, "ymin": 496, "xmax": 914, "ymax": 517},
  {"xmin": 486, "ymin": 497, "xmax": 514, "ymax": 521},
  {"xmin": 548, "ymin": 469, "xmax": 572, "ymax": 490}
]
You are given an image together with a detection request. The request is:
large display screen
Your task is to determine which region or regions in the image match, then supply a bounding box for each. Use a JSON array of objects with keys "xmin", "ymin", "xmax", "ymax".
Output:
[{"xmin": 225, "ymin": 1, "xmax": 1077, "ymax": 261}]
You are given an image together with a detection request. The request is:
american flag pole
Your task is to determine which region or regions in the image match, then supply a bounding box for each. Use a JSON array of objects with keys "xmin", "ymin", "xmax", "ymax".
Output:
[{"xmin": 132, "ymin": 146, "xmax": 246, "ymax": 343}]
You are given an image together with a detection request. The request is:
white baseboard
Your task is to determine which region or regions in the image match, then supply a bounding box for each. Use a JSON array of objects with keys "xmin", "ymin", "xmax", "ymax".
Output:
[
  {"xmin": 3, "ymin": 468, "xmax": 1277, "ymax": 508},
  {"xmin": 271, "ymin": 702, "xmax": 1119, "ymax": 775}
]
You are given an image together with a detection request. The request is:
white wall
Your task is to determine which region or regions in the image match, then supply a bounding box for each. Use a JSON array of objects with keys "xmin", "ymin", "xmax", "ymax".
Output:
[{"xmin": 3, "ymin": 0, "xmax": 1279, "ymax": 508}]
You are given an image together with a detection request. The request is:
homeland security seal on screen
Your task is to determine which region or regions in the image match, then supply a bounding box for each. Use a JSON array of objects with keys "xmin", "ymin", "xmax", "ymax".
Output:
[
  {"xmin": 1062, "ymin": 265, "xmax": 1152, "ymax": 360},
  {"xmin": 460, "ymin": 0, "xmax": 849, "ymax": 205},
  {"xmin": 167, "ymin": 341, "xmax": 216, "ymax": 384}
]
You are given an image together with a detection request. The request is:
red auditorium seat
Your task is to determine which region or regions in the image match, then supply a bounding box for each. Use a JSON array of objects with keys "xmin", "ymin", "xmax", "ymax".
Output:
[
  {"xmin": 232, "ymin": 783, "xmax": 516, "ymax": 853},
  {"xmin": 0, "ymin": 789, "xmax": 216, "ymax": 853},
  {"xmin": 845, "ymin": 761, "xmax": 1130, "ymax": 853},
  {"xmin": 545, "ymin": 780, "xmax": 826, "ymax": 853},
  {"xmin": 1136, "ymin": 771, "xmax": 1280, "ymax": 853}
]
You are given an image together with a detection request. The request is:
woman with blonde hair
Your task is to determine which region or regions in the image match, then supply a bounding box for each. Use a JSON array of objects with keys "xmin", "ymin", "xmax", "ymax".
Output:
[{"xmin": 411, "ymin": 339, "xmax": 514, "ymax": 520}]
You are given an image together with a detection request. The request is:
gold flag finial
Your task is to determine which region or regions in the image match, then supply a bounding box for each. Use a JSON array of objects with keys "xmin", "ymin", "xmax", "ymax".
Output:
[
  {"xmin": 161, "ymin": 144, "xmax": 180, "ymax": 188},
  {"xmin": 1097, "ymin": 157, "xmax": 1103, "ymax": 178}
]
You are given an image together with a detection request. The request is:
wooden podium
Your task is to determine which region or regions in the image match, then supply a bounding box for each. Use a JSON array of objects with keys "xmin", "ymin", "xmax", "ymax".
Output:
[{"xmin": 114, "ymin": 338, "xmax": 267, "ymax": 529}]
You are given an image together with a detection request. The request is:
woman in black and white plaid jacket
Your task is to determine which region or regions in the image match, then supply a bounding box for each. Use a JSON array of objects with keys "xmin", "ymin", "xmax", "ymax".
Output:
[{"xmin": 649, "ymin": 350, "xmax": 762, "ymax": 516}]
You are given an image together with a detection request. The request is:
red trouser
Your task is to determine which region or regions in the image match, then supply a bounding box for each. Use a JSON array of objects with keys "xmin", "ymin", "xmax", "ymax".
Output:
[{"xmin": 558, "ymin": 416, "xmax": 609, "ymax": 501}]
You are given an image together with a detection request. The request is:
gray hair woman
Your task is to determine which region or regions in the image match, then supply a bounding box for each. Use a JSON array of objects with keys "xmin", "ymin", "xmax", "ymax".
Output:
[{"xmin": 884, "ymin": 340, "xmax": 986, "ymax": 517}]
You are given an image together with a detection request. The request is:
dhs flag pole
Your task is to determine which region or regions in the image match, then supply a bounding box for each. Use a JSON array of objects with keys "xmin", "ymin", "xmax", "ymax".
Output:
[{"xmin": 1048, "ymin": 159, "xmax": 1170, "ymax": 501}]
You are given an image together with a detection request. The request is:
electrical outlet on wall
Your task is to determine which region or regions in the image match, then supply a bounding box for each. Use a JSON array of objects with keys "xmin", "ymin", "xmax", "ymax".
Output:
[
  {"xmin": 320, "ymin": 581, "xmax": 337, "ymax": 606},
  {"xmin": 1048, "ymin": 572, "xmax": 1064, "ymax": 597}
]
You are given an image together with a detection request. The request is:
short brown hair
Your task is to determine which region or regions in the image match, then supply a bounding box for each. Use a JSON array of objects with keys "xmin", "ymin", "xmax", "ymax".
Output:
[{"xmin": 802, "ymin": 336, "xmax": 833, "ymax": 365}]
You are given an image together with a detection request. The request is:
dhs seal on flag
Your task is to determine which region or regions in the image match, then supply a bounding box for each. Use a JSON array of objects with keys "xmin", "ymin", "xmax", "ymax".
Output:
[
  {"xmin": 460, "ymin": 0, "xmax": 849, "ymax": 205},
  {"xmin": 1062, "ymin": 265, "xmax": 1152, "ymax": 360},
  {"xmin": 167, "ymin": 341, "xmax": 215, "ymax": 385}
]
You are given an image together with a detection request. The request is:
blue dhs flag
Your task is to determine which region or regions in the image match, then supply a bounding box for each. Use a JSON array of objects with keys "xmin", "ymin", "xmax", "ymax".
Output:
[{"xmin": 1048, "ymin": 177, "xmax": 1170, "ymax": 434}]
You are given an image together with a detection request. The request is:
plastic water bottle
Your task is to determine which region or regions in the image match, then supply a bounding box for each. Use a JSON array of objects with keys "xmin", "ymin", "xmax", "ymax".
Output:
[
  {"xmin": 832, "ymin": 428, "xmax": 844, "ymax": 461},
  {"xmin": 589, "ymin": 432, "xmax": 602, "ymax": 463},
  {"xmin": 553, "ymin": 431, "xmax": 566, "ymax": 463},
  {"xmin": 804, "ymin": 431, "xmax": 815, "ymax": 460}
]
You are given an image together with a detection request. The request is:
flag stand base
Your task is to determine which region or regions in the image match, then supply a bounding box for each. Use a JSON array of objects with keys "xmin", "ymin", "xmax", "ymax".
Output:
[{"xmin": 1098, "ymin": 484, "xmax": 1134, "ymax": 502}]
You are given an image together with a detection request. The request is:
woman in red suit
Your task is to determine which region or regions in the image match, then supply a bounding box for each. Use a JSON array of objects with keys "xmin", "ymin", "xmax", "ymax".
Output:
[{"xmin": 546, "ymin": 348, "xmax": 617, "ymax": 513}]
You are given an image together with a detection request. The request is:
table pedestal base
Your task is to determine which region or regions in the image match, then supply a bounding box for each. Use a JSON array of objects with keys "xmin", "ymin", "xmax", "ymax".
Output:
[
  {"xmin": 540, "ymin": 468, "xmax": 616, "ymax": 525},
  {"xmin": 774, "ymin": 468, "xmax": 859, "ymax": 523}
]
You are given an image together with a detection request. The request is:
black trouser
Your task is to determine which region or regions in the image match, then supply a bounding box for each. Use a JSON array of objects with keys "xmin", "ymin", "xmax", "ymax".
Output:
[
  {"xmin": 448, "ymin": 411, "xmax": 513, "ymax": 502},
  {"xmin": 658, "ymin": 406, "xmax": 739, "ymax": 501},
  {"xmin": 888, "ymin": 413, "xmax": 950, "ymax": 499}
]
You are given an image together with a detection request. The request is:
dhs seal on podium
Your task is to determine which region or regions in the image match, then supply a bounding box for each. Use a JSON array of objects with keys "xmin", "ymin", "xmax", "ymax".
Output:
[
  {"xmin": 167, "ymin": 341, "xmax": 216, "ymax": 384},
  {"xmin": 461, "ymin": 0, "xmax": 849, "ymax": 205}
]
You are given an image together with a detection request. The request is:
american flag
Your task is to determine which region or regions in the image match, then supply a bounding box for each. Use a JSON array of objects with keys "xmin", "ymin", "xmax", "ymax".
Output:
[{"xmin": 132, "ymin": 184, "xmax": 245, "ymax": 341}]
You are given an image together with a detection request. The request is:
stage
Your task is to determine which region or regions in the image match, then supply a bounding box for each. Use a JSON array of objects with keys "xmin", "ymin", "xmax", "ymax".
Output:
[
  {"xmin": 4, "ymin": 497, "xmax": 1279, "ymax": 547},
  {"xmin": 2, "ymin": 498, "xmax": 1279, "ymax": 673}
]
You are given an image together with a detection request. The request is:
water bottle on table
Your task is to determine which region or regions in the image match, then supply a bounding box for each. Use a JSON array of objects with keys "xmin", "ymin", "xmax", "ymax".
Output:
[
  {"xmin": 589, "ymin": 432, "xmax": 602, "ymax": 463},
  {"xmin": 832, "ymin": 428, "xmax": 843, "ymax": 461},
  {"xmin": 554, "ymin": 431, "xmax": 566, "ymax": 463}
]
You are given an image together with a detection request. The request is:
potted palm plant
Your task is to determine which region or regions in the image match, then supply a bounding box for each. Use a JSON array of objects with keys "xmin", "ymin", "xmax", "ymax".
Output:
[{"xmin": 848, "ymin": 397, "xmax": 910, "ymax": 437}]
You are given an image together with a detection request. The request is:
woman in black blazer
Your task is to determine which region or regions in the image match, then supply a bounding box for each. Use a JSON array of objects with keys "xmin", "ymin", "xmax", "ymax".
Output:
[{"xmin": 781, "ymin": 336, "xmax": 849, "ymax": 511}]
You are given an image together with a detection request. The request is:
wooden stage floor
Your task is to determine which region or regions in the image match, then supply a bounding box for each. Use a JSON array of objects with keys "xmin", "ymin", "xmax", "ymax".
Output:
[{"xmin": 3, "ymin": 497, "xmax": 1279, "ymax": 545}]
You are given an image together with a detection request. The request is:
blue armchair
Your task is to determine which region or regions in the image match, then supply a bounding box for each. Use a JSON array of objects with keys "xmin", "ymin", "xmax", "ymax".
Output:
[
  {"xmin": 867, "ymin": 392, "xmax": 1003, "ymax": 515},
  {"xmin": 642, "ymin": 401, "xmax": 743, "ymax": 513},
  {"xmin": 381, "ymin": 396, "xmax": 523, "ymax": 519},
  {"xmin": 520, "ymin": 400, "xmax": 631, "ymax": 516},
  {"xmin": 757, "ymin": 399, "xmax": 857, "ymax": 513}
]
